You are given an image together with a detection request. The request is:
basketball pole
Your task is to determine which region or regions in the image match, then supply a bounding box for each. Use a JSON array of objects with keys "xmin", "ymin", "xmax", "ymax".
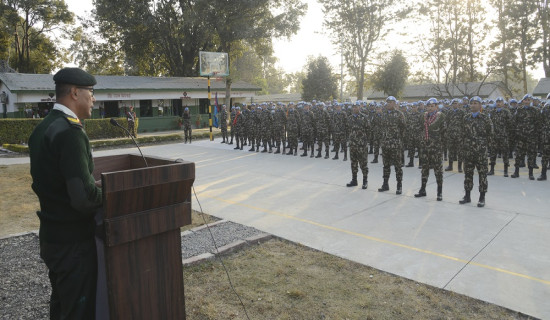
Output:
[{"xmin": 208, "ymin": 75, "xmax": 213, "ymax": 141}]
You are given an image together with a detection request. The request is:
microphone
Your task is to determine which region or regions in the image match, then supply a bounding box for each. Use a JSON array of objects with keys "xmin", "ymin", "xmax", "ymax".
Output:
[{"xmin": 109, "ymin": 118, "xmax": 148, "ymax": 167}]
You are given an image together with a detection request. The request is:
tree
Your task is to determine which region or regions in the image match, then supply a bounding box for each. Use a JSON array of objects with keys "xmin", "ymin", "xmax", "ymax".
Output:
[
  {"xmin": 319, "ymin": 0, "xmax": 409, "ymax": 100},
  {"xmin": 3, "ymin": 0, "xmax": 73, "ymax": 73},
  {"xmin": 534, "ymin": 0, "xmax": 550, "ymax": 77},
  {"xmin": 372, "ymin": 50, "xmax": 410, "ymax": 97},
  {"xmin": 301, "ymin": 56, "xmax": 338, "ymax": 101}
]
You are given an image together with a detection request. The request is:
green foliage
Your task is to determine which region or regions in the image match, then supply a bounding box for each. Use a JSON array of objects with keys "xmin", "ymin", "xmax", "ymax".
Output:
[
  {"xmin": 83, "ymin": 118, "xmax": 128, "ymax": 140},
  {"xmin": 319, "ymin": 0, "xmax": 408, "ymax": 100},
  {"xmin": 372, "ymin": 50, "xmax": 410, "ymax": 98},
  {"xmin": 3, "ymin": 0, "xmax": 74, "ymax": 73},
  {"xmin": 0, "ymin": 119, "xmax": 42, "ymax": 145},
  {"xmin": 301, "ymin": 56, "xmax": 338, "ymax": 101}
]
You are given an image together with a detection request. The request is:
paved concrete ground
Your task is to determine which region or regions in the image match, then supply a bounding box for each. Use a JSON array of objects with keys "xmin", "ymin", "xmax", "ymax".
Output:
[{"xmin": 3, "ymin": 139, "xmax": 549, "ymax": 318}]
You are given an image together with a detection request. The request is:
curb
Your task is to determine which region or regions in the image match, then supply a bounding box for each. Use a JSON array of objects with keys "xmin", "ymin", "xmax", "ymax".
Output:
[{"xmin": 0, "ymin": 230, "xmax": 38, "ymax": 241}]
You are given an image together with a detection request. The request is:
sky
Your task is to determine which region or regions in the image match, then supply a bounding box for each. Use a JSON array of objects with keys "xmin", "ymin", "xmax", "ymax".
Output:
[{"xmin": 63, "ymin": 0, "xmax": 545, "ymax": 80}]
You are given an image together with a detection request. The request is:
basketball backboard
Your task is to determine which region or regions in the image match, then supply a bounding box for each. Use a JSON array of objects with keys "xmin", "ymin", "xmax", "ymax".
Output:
[{"xmin": 199, "ymin": 51, "xmax": 229, "ymax": 77}]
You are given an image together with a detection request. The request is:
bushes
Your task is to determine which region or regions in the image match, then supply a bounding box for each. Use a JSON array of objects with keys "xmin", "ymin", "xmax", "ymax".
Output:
[
  {"xmin": 0, "ymin": 119, "xmax": 42, "ymax": 144},
  {"xmin": 0, "ymin": 118, "xmax": 129, "ymax": 144}
]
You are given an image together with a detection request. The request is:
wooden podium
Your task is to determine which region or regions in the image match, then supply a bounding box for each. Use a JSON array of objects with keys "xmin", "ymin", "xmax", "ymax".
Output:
[{"xmin": 93, "ymin": 154, "xmax": 194, "ymax": 319}]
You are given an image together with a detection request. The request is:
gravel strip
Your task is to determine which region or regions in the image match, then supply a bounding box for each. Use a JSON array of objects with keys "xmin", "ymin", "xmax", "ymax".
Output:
[
  {"xmin": 181, "ymin": 221, "xmax": 264, "ymax": 259},
  {"xmin": 0, "ymin": 221, "xmax": 265, "ymax": 319}
]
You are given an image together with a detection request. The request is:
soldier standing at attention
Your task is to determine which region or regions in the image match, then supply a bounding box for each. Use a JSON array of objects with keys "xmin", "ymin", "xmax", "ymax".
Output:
[
  {"xmin": 378, "ymin": 96, "xmax": 406, "ymax": 195},
  {"xmin": 332, "ymin": 104, "xmax": 349, "ymax": 161},
  {"xmin": 301, "ymin": 103, "xmax": 315, "ymax": 157},
  {"xmin": 459, "ymin": 96, "xmax": 494, "ymax": 208},
  {"xmin": 182, "ymin": 107, "xmax": 192, "ymax": 143},
  {"xmin": 286, "ymin": 105, "xmax": 299, "ymax": 156},
  {"xmin": 511, "ymin": 94, "xmax": 540, "ymax": 180},
  {"xmin": 346, "ymin": 103, "xmax": 370, "ymax": 189},
  {"xmin": 220, "ymin": 104, "xmax": 228, "ymax": 143},
  {"xmin": 538, "ymin": 99, "xmax": 550, "ymax": 181},
  {"xmin": 487, "ymin": 97, "xmax": 513, "ymax": 176},
  {"xmin": 414, "ymin": 98, "xmax": 445, "ymax": 201},
  {"xmin": 233, "ymin": 106, "xmax": 244, "ymax": 150},
  {"xmin": 126, "ymin": 105, "xmax": 137, "ymax": 138},
  {"xmin": 228, "ymin": 106, "xmax": 236, "ymax": 145},
  {"xmin": 445, "ymin": 99, "xmax": 465, "ymax": 172},
  {"xmin": 370, "ymin": 104, "xmax": 383, "ymax": 164},
  {"xmin": 405, "ymin": 102, "xmax": 422, "ymax": 167}
]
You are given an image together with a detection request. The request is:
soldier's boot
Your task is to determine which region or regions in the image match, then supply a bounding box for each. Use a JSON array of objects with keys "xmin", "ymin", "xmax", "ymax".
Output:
[
  {"xmin": 511, "ymin": 166, "xmax": 520, "ymax": 178},
  {"xmin": 445, "ymin": 161, "xmax": 454, "ymax": 171},
  {"xmin": 520, "ymin": 159, "xmax": 526, "ymax": 168},
  {"xmin": 332, "ymin": 151, "xmax": 339, "ymax": 160},
  {"xmin": 437, "ymin": 184, "xmax": 442, "ymax": 201},
  {"xmin": 537, "ymin": 167, "xmax": 547, "ymax": 181},
  {"xmin": 458, "ymin": 161, "xmax": 463, "ymax": 173},
  {"xmin": 243, "ymin": 141, "xmax": 247, "ymax": 146},
  {"xmin": 371, "ymin": 155, "xmax": 378, "ymax": 164},
  {"xmin": 269, "ymin": 142, "xmax": 273, "ymax": 153},
  {"xmin": 529, "ymin": 167, "xmax": 535, "ymax": 180},
  {"xmin": 261, "ymin": 145, "xmax": 268, "ymax": 153},
  {"xmin": 343, "ymin": 148, "xmax": 347, "ymax": 161},
  {"xmin": 406, "ymin": 158, "xmax": 414, "ymax": 167},
  {"xmin": 256, "ymin": 144, "xmax": 260, "ymax": 152},
  {"xmin": 396, "ymin": 181, "xmax": 402, "ymax": 195},
  {"xmin": 414, "ymin": 181, "xmax": 427, "ymax": 198},
  {"xmin": 294, "ymin": 147, "xmax": 298, "ymax": 156},
  {"xmin": 368, "ymin": 145, "xmax": 373, "ymax": 154},
  {"xmin": 347, "ymin": 174, "xmax": 358, "ymax": 187},
  {"xmin": 504, "ymin": 164, "xmax": 509, "ymax": 177},
  {"xmin": 487, "ymin": 164, "xmax": 495, "ymax": 176},
  {"xmin": 240, "ymin": 141, "xmax": 243, "ymax": 150},
  {"xmin": 221, "ymin": 137, "xmax": 225, "ymax": 143},
  {"xmin": 234, "ymin": 140, "xmax": 240, "ymax": 150},
  {"xmin": 378, "ymin": 179, "xmax": 389, "ymax": 192},
  {"xmin": 325, "ymin": 149, "xmax": 330, "ymax": 159},
  {"xmin": 282, "ymin": 145, "xmax": 286, "ymax": 155},
  {"xmin": 274, "ymin": 146, "xmax": 281, "ymax": 154},
  {"xmin": 286, "ymin": 147, "xmax": 293, "ymax": 155},
  {"xmin": 229, "ymin": 137, "xmax": 233, "ymax": 145},
  {"xmin": 249, "ymin": 145, "xmax": 255, "ymax": 152},
  {"xmin": 477, "ymin": 192, "xmax": 486, "ymax": 208},
  {"xmin": 459, "ymin": 191, "xmax": 471, "ymax": 204},
  {"xmin": 315, "ymin": 149, "xmax": 322, "ymax": 158},
  {"xmin": 310, "ymin": 145, "xmax": 315, "ymax": 158},
  {"xmin": 362, "ymin": 176, "xmax": 368, "ymax": 190}
]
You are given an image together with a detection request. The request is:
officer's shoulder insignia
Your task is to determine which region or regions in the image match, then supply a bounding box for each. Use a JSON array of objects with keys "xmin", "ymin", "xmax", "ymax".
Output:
[{"xmin": 63, "ymin": 115, "xmax": 83, "ymax": 128}]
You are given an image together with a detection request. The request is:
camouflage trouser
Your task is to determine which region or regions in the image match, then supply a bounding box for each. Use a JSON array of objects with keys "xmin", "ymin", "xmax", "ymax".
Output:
[
  {"xmin": 221, "ymin": 124, "xmax": 228, "ymax": 140},
  {"xmin": 333, "ymin": 133, "xmax": 346, "ymax": 152},
  {"xmin": 489, "ymin": 137, "xmax": 510, "ymax": 166},
  {"xmin": 464, "ymin": 152, "xmax": 488, "ymax": 193},
  {"xmin": 382, "ymin": 147, "xmax": 403, "ymax": 181},
  {"xmin": 183, "ymin": 124, "xmax": 192, "ymax": 141},
  {"xmin": 372, "ymin": 138, "xmax": 381, "ymax": 156},
  {"xmin": 287, "ymin": 132, "xmax": 298, "ymax": 150},
  {"xmin": 421, "ymin": 145, "xmax": 443, "ymax": 186},
  {"xmin": 350, "ymin": 145, "xmax": 368, "ymax": 178},
  {"xmin": 541, "ymin": 138, "xmax": 550, "ymax": 168},
  {"xmin": 447, "ymin": 136, "xmax": 462, "ymax": 162},
  {"xmin": 317, "ymin": 130, "xmax": 330, "ymax": 151},
  {"xmin": 128, "ymin": 121, "xmax": 136, "ymax": 138},
  {"xmin": 514, "ymin": 139, "xmax": 537, "ymax": 168}
]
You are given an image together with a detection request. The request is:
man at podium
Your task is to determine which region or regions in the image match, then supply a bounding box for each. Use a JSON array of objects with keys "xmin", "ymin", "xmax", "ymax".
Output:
[{"xmin": 29, "ymin": 67, "xmax": 103, "ymax": 319}]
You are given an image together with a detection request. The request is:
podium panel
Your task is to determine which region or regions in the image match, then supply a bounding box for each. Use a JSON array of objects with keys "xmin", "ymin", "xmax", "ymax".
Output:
[{"xmin": 94, "ymin": 154, "xmax": 194, "ymax": 319}]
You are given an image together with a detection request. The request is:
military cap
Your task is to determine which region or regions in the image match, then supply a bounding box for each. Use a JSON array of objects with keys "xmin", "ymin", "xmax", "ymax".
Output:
[
  {"xmin": 522, "ymin": 94, "xmax": 533, "ymax": 100},
  {"xmin": 510, "ymin": 99, "xmax": 517, "ymax": 104},
  {"xmin": 53, "ymin": 67, "xmax": 96, "ymax": 86},
  {"xmin": 470, "ymin": 96, "xmax": 482, "ymax": 104},
  {"xmin": 546, "ymin": 93, "xmax": 550, "ymax": 99},
  {"xmin": 427, "ymin": 97, "xmax": 438, "ymax": 105},
  {"xmin": 386, "ymin": 96, "xmax": 397, "ymax": 102},
  {"xmin": 496, "ymin": 97, "xmax": 504, "ymax": 102}
]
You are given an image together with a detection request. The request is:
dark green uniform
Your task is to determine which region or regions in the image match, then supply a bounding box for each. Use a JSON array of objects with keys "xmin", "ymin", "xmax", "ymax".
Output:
[{"xmin": 462, "ymin": 112, "xmax": 494, "ymax": 194}]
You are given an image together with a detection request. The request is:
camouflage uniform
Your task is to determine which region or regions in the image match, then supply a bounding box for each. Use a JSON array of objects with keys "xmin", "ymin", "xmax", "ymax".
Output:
[
  {"xmin": 445, "ymin": 107, "xmax": 466, "ymax": 171},
  {"xmin": 286, "ymin": 109, "xmax": 299, "ymax": 155},
  {"xmin": 461, "ymin": 112, "xmax": 493, "ymax": 194},
  {"xmin": 332, "ymin": 108, "xmax": 349, "ymax": 160},
  {"xmin": 273, "ymin": 106, "xmax": 286, "ymax": 154},
  {"xmin": 512, "ymin": 102, "xmax": 540, "ymax": 179},
  {"xmin": 405, "ymin": 108, "xmax": 423, "ymax": 166},
  {"xmin": 538, "ymin": 103, "xmax": 550, "ymax": 180},
  {"xmin": 315, "ymin": 107, "xmax": 332, "ymax": 158},
  {"xmin": 220, "ymin": 107, "xmax": 228, "ymax": 143},
  {"xmin": 182, "ymin": 110, "xmax": 192, "ymax": 143},
  {"xmin": 379, "ymin": 107, "xmax": 406, "ymax": 193},
  {"xmin": 229, "ymin": 108, "xmax": 236, "ymax": 144},
  {"xmin": 232, "ymin": 109, "xmax": 245, "ymax": 150},
  {"xmin": 347, "ymin": 110, "xmax": 370, "ymax": 188},
  {"xmin": 488, "ymin": 105, "xmax": 513, "ymax": 175},
  {"xmin": 370, "ymin": 108, "xmax": 383, "ymax": 163},
  {"xmin": 260, "ymin": 107, "xmax": 274, "ymax": 152},
  {"xmin": 300, "ymin": 107, "xmax": 316, "ymax": 157},
  {"xmin": 416, "ymin": 110, "xmax": 446, "ymax": 199}
]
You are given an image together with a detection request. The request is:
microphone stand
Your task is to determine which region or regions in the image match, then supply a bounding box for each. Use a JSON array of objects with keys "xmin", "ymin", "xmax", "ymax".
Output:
[{"xmin": 109, "ymin": 118, "xmax": 149, "ymax": 167}]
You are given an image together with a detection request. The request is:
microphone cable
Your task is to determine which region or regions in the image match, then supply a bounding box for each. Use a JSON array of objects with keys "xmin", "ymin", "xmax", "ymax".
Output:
[
  {"xmin": 192, "ymin": 186, "xmax": 252, "ymax": 320},
  {"xmin": 109, "ymin": 118, "xmax": 148, "ymax": 167}
]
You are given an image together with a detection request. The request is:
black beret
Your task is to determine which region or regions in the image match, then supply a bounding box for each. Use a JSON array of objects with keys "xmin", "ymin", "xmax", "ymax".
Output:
[{"xmin": 53, "ymin": 67, "xmax": 96, "ymax": 86}]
